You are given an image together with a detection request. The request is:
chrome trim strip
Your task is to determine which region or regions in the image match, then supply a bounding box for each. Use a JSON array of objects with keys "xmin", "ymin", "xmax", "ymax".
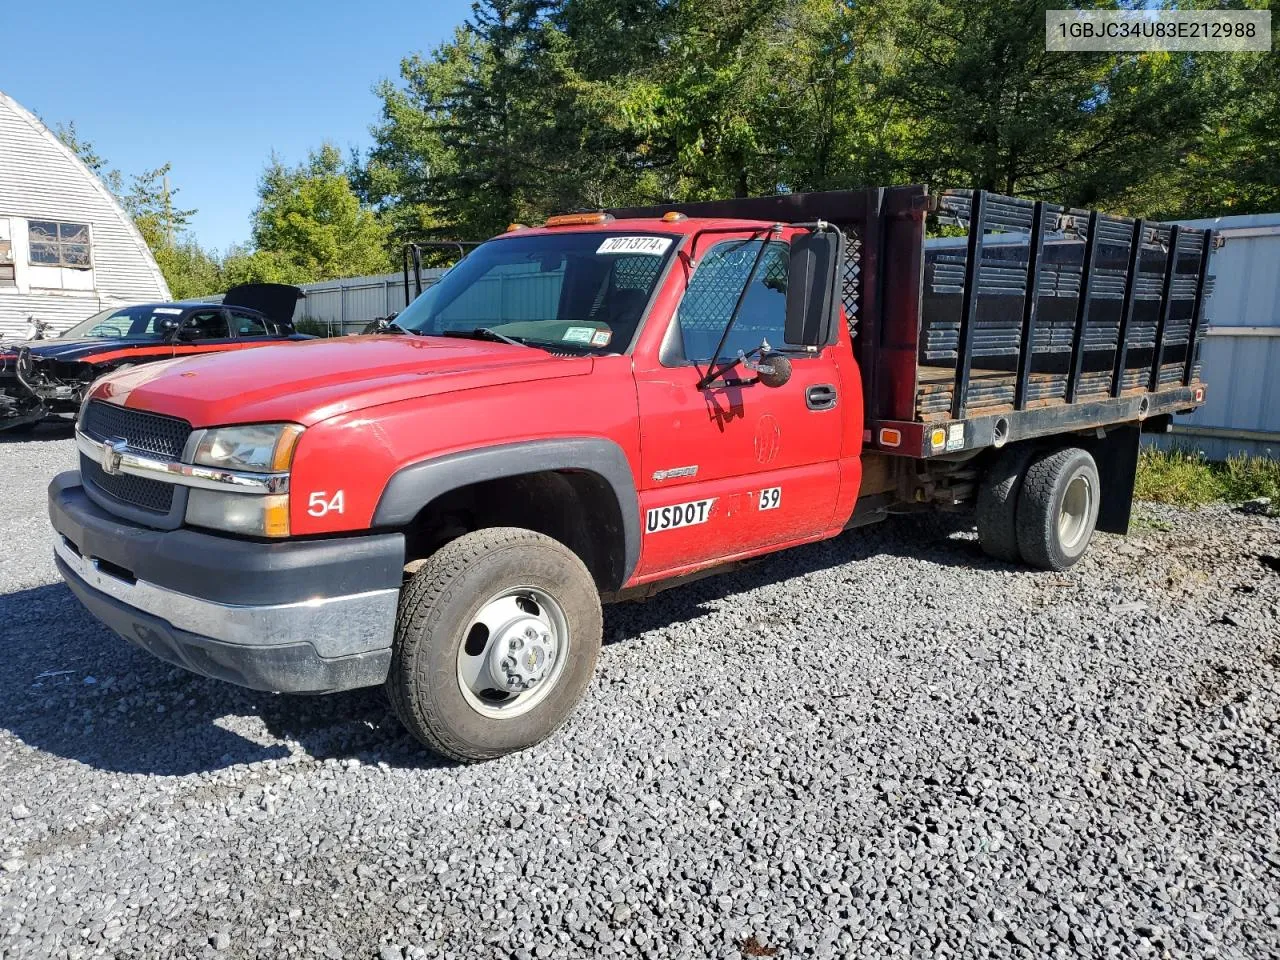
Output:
[
  {"xmin": 54, "ymin": 537, "xmax": 397, "ymax": 658},
  {"xmin": 76, "ymin": 430, "xmax": 289, "ymax": 495}
]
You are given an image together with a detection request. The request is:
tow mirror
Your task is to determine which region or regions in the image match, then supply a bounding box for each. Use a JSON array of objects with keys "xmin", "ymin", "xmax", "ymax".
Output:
[{"xmin": 784, "ymin": 230, "xmax": 843, "ymax": 348}]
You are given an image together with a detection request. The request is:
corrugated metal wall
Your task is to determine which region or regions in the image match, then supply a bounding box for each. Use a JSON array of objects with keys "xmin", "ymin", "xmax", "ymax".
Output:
[
  {"xmin": 1152, "ymin": 212, "xmax": 1280, "ymax": 460},
  {"xmin": 0, "ymin": 91, "xmax": 170, "ymax": 337},
  {"xmin": 296, "ymin": 265, "xmax": 565, "ymax": 334},
  {"xmin": 295, "ymin": 270, "xmax": 448, "ymax": 335}
]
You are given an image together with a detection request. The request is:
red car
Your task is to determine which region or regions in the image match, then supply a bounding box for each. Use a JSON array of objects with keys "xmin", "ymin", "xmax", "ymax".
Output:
[{"xmin": 1, "ymin": 283, "xmax": 305, "ymax": 432}]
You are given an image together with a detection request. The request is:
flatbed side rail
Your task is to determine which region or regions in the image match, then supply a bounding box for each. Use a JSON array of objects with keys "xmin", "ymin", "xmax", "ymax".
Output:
[
  {"xmin": 904, "ymin": 189, "xmax": 1214, "ymax": 456},
  {"xmin": 877, "ymin": 381, "xmax": 1205, "ymax": 460}
]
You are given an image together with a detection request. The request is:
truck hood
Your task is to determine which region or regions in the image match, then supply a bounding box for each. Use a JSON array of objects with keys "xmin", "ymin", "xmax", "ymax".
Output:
[{"xmin": 93, "ymin": 335, "xmax": 593, "ymax": 427}]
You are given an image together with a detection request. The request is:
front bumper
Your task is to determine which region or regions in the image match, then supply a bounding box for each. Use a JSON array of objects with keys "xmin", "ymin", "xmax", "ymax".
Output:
[{"xmin": 48, "ymin": 472, "xmax": 405, "ymax": 693}]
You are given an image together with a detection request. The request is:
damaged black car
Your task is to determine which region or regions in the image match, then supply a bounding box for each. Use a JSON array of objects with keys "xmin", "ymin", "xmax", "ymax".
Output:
[{"xmin": 0, "ymin": 283, "xmax": 306, "ymax": 432}]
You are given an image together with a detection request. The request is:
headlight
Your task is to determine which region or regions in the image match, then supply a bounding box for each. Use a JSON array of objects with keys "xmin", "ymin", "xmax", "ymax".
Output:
[
  {"xmin": 194, "ymin": 423, "xmax": 303, "ymax": 472},
  {"xmin": 186, "ymin": 423, "xmax": 303, "ymax": 537}
]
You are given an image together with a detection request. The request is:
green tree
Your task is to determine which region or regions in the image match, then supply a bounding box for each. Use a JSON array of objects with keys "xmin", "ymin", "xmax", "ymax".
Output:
[
  {"xmin": 52, "ymin": 121, "xmax": 125, "ymax": 196},
  {"xmin": 250, "ymin": 143, "xmax": 392, "ymax": 283},
  {"xmin": 122, "ymin": 164, "xmax": 198, "ymax": 250},
  {"xmin": 152, "ymin": 240, "xmax": 224, "ymax": 300}
]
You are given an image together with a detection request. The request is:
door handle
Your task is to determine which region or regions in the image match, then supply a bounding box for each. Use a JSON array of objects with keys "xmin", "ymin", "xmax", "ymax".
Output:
[{"xmin": 806, "ymin": 384, "xmax": 838, "ymax": 411}]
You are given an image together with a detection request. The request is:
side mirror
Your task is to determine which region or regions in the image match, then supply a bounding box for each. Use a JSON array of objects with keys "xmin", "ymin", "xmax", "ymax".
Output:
[
  {"xmin": 757, "ymin": 353, "xmax": 793, "ymax": 389},
  {"xmin": 784, "ymin": 230, "xmax": 843, "ymax": 348}
]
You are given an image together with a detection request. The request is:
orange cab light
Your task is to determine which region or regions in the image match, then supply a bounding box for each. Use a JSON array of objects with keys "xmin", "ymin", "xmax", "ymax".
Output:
[
  {"xmin": 506, "ymin": 223, "xmax": 529, "ymax": 232},
  {"xmin": 544, "ymin": 212, "xmax": 614, "ymax": 227},
  {"xmin": 661, "ymin": 211, "xmax": 688, "ymax": 222}
]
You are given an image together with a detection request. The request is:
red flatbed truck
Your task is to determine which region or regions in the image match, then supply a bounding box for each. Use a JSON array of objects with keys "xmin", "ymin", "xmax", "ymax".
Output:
[{"xmin": 48, "ymin": 186, "xmax": 1213, "ymax": 761}]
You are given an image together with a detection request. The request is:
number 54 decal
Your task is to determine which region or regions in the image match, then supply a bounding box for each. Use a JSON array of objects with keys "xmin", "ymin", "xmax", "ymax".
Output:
[
  {"xmin": 307, "ymin": 490, "xmax": 345, "ymax": 517},
  {"xmin": 758, "ymin": 487, "xmax": 781, "ymax": 510}
]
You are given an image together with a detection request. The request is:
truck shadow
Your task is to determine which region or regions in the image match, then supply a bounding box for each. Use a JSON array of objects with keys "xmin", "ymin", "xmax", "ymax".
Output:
[
  {"xmin": 0, "ymin": 513, "xmax": 993, "ymax": 777},
  {"xmin": 603, "ymin": 512, "xmax": 997, "ymax": 640},
  {"xmin": 0, "ymin": 583, "xmax": 448, "ymax": 777}
]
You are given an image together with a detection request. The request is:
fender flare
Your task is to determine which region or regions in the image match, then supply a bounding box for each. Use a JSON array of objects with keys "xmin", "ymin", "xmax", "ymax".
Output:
[{"xmin": 372, "ymin": 438, "xmax": 641, "ymax": 587}]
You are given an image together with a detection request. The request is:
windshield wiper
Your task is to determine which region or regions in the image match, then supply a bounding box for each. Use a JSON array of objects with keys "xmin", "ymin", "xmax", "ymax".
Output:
[{"xmin": 440, "ymin": 327, "xmax": 536, "ymax": 349}]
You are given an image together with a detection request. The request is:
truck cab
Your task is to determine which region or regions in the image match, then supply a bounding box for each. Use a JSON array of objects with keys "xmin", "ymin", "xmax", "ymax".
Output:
[{"xmin": 47, "ymin": 188, "xmax": 1212, "ymax": 761}]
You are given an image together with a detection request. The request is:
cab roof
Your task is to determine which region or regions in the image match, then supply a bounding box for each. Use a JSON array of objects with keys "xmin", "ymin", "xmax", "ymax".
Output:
[{"xmin": 501, "ymin": 216, "xmax": 793, "ymax": 240}]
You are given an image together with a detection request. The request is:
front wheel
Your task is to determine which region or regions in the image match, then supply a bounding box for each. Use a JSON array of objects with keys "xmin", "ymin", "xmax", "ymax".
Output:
[{"xmin": 386, "ymin": 527, "xmax": 602, "ymax": 762}]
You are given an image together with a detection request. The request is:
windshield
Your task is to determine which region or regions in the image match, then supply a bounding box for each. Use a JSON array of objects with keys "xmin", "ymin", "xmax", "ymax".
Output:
[
  {"xmin": 394, "ymin": 231, "xmax": 678, "ymax": 352},
  {"xmin": 61, "ymin": 304, "xmax": 184, "ymax": 340}
]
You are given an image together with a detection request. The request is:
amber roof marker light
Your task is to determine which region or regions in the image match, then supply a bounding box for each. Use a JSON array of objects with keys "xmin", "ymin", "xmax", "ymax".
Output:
[
  {"xmin": 661, "ymin": 211, "xmax": 688, "ymax": 222},
  {"xmin": 543, "ymin": 212, "xmax": 615, "ymax": 228}
]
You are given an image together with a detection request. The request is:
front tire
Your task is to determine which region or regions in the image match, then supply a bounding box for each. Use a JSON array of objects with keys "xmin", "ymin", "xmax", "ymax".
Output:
[
  {"xmin": 1016, "ymin": 447, "xmax": 1100, "ymax": 571},
  {"xmin": 386, "ymin": 527, "xmax": 602, "ymax": 762}
]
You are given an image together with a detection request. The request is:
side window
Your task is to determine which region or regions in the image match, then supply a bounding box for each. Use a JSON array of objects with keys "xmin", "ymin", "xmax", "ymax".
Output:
[
  {"xmin": 182, "ymin": 310, "xmax": 230, "ymax": 341},
  {"xmin": 676, "ymin": 240, "xmax": 788, "ymax": 363},
  {"xmin": 230, "ymin": 309, "xmax": 270, "ymax": 336}
]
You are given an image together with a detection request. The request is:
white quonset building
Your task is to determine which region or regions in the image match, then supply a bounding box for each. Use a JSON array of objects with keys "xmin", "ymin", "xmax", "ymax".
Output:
[{"xmin": 0, "ymin": 90, "xmax": 169, "ymax": 338}]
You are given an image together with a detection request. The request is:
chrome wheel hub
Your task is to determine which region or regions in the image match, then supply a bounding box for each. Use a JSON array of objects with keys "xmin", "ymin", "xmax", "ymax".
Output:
[
  {"xmin": 489, "ymin": 620, "xmax": 556, "ymax": 692},
  {"xmin": 457, "ymin": 588, "xmax": 568, "ymax": 719}
]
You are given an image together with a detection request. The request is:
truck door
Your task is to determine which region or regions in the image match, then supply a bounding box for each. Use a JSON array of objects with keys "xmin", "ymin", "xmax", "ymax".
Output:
[{"xmin": 632, "ymin": 231, "xmax": 844, "ymax": 580}]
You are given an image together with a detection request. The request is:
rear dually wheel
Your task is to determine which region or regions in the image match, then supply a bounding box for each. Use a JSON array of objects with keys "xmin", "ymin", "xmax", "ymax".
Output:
[{"xmin": 1015, "ymin": 447, "xmax": 1101, "ymax": 571}]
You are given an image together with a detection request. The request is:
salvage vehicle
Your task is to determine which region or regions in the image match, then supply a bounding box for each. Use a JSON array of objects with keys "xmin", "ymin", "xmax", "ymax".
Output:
[
  {"xmin": 47, "ymin": 187, "xmax": 1213, "ymax": 761},
  {"xmin": 1, "ymin": 284, "xmax": 304, "ymax": 432}
]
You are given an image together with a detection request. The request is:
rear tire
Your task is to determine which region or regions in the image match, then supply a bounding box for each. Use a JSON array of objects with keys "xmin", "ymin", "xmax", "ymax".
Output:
[
  {"xmin": 386, "ymin": 527, "xmax": 602, "ymax": 762},
  {"xmin": 976, "ymin": 445, "xmax": 1033, "ymax": 562},
  {"xmin": 1016, "ymin": 447, "xmax": 1100, "ymax": 571}
]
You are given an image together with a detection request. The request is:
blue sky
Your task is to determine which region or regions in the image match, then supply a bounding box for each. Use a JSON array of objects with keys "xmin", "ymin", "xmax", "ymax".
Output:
[{"xmin": 3, "ymin": 0, "xmax": 475, "ymax": 251}]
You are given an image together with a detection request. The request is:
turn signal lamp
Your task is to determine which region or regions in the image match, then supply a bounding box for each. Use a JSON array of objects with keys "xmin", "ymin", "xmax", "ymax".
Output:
[
  {"xmin": 263, "ymin": 496, "xmax": 291, "ymax": 538},
  {"xmin": 879, "ymin": 427, "xmax": 903, "ymax": 448},
  {"xmin": 544, "ymin": 212, "xmax": 614, "ymax": 227}
]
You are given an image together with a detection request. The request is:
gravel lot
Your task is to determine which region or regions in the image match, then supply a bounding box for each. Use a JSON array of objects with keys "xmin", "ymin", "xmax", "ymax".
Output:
[{"xmin": 1, "ymin": 426, "xmax": 1278, "ymax": 959}]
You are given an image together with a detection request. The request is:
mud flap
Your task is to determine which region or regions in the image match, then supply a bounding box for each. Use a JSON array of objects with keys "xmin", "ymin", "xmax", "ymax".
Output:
[{"xmin": 1089, "ymin": 425, "xmax": 1141, "ymax": 534}]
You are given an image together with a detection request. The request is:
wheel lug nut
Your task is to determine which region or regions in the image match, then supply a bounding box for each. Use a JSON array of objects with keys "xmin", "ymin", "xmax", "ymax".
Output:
[
  {"xmin": 524, "ymin": 626, "xmax": 538, "ymax": 639},
  {"xmin": 510, "ymin": 637, "xmax": 524, "ymax": 650}
]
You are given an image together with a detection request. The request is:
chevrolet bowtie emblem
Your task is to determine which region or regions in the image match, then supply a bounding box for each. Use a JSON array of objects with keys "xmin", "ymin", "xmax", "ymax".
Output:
[{"xmin": 101, "ymin": 438, "xmax": 128, "ymax": 476}]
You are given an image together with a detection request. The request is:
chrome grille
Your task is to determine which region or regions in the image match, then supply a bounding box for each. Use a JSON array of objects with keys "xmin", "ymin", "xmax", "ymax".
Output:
[
  {"xmin": 81, "ymin": 455, "xmax": 174, "ymax": 514},
  {"xmin": 79, "ymin": 400, "xmax": 191, "ymax": 516},
  {"xmin": 81, "ymin": 400, "xmax": 191, "ymax": 460}
]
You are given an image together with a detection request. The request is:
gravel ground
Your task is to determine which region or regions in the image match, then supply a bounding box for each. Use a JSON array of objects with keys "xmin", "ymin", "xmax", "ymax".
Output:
[{"xmin": 1, "ymin": 427, "xmax": 1278, "ymax": 960}]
